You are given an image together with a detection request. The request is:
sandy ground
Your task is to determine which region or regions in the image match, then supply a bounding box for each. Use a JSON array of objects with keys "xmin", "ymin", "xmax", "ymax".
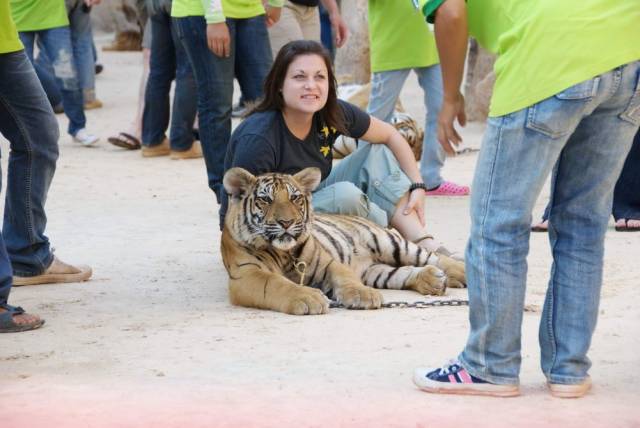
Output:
[{"xmin": 1, "ymin": 35, "xmax": 639, "ymax": 427}]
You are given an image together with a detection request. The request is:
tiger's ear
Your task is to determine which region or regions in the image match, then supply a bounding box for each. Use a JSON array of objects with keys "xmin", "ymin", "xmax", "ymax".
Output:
[
  {"xmin": 223, "ymin": 168, "xmax": 256, "ymax": 200},
  {"xmin": 293, "ymin": 167, "xmax": 322, "ymax": 193}
]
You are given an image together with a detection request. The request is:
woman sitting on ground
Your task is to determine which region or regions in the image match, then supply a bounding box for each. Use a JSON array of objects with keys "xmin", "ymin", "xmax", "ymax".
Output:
[{"xmin": 220, "ymin": 40, "xmax": 455, "ymax": 256}]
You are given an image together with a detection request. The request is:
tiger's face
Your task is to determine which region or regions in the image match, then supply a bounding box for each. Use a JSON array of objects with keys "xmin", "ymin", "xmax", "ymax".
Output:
[{"xmin": 224, "ymin": 168, "xmax": 322, "ymax": 251}]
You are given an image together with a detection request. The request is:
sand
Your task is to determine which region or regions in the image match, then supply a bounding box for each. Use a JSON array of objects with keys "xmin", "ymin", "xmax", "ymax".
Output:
[{"xmin": 1, "ymin": 34, "xmax": 639, "ymax": 427}]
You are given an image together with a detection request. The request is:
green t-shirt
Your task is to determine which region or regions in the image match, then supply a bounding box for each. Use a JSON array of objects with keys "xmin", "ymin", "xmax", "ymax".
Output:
[
  {"xmin": 368, "ymin": 0, "xmax": 438, "ymax": 73},
  {"xmin": 420, "ymin": 0, "xmax": 640, "ymax": 117},
  {"xmin": 172, "ymin": 0, "xmax": 283, "ymax": 24},
  {"xmin": 1, "ymin": 0, "xmax": 22, "ymax": 54},
  {"xmin": 10, "ymin": 0, "xmax": 68, "ymax": 32}
]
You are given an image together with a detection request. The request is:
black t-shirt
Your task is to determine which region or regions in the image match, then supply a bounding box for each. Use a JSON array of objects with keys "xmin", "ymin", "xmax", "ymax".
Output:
[
  {"xmin": 219, "ymin": 100, "xmax": 371, "ymax": 228},
  {"xmin": 289, "ymin": 0, "xmax": 319, "ymax": 7}
]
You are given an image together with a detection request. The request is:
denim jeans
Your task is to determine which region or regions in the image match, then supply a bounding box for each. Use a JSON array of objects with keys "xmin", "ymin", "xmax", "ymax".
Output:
[
  {"xmin": 35, "ymin": 0, "xmax": 97, "ymax": 104},
  {"xmin": 174, "ymin": 15, "xmax": 272, "ymax": 201},
  {"xmin": 19, "ymin": 27, "xmax": 86, "ymax": 136},
  {"xmin": 313, "ymin": 144, "xmax": 411, "ymax": 227},
  {"xmin": 541, "ymin": 128, "xmax": 640, "ymax": 223},
  {"xmin": 459, "ymin": 61, "xmax": 640, "ymax": 385},
  {"xmin": 367, "ymin": 66, "xmax": 444, "ymax": 189},
  {"xmin": 0, "ymin": 50, "xmax": 59, "ymax": 278},
  {"xmin": 142, "ymin": 0, "xmax": 197, "ymax": 150}
]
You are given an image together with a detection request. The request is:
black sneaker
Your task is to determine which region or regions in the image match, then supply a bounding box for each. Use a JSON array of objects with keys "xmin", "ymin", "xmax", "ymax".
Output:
[{"xmin": 413, "ymin": 359, "xmax": 520, "ymax": 397}]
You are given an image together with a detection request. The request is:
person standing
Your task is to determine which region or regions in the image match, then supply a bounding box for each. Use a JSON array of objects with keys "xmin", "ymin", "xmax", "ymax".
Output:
[
  {"xmin": 139, "ymin": 0, "xmax": 199, "ymax": 159},
  {"xmin": 412, "ymin": 0, "xmax": 640, "ymax": 398},
  {"xmin": 366, "ymin": 0, "xmax": 468, "ymax": 196},
  {"xmin": 0, "ymin": 0, "xmax": 92, "ymax": 333},
  {"xmin": 11, "ymin": 0, "xmax": 100, "ymax": 146},
  {"xmin": 171, "ymin": 0, "xmax": 282, "ymax": 202}
]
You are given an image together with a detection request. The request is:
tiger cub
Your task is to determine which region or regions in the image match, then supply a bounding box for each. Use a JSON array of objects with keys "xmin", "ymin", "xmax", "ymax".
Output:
[{"xmin": 221, "ymin": 167, "xmax": 466, "ymax": 315}]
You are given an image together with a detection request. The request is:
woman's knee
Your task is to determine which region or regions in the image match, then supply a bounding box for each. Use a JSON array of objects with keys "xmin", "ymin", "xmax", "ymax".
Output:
[{"xmin": 331, "ymin": 182, "xmax": 370, "ymax": 216}]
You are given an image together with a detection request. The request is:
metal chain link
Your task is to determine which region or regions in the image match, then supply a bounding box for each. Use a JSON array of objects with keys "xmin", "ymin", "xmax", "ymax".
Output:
[{"xmin": 329, "ymin": 299, "xmax": 469, "ymax": 309}]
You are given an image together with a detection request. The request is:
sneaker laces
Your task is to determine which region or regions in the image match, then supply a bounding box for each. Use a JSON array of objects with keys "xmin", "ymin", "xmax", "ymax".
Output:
[{"xmin": 437, "ymin": 358, "xmax": 462, "ymax": 376}]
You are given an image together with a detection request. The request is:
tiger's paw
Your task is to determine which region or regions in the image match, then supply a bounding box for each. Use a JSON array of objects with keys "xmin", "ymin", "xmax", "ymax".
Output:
[
  {"xmin": 281, "ymin": 287, "xmax": 330, "ymax": 315},
  {"xmin": 406, "ymin": 265, "xmax": 447, "ymax": 295},
  {"xmin": 335, "ymin": 284, "xmax": 383, "ymax": 310},
  {"xmin": 436, "ymin": 254, "xmax": 467, "ymax": 288}
]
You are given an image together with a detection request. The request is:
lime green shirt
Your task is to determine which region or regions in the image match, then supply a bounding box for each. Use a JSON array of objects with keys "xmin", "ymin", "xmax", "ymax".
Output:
[
  {"xmin": 10, "ymin": 0, "xmax": 68, "ymax": 32},
  {"xmin": 172, "ymin": 0, "xmax": 283, "ymax": 24},
  {"xmin": 1, "ymin": 0, "xmax": 22, "ymax": 54},
  {"xmin": 368, "ymin": 0, "xmax": 438, "ymax": 73},
  {"xmin": 420, "ymin": 0, "xmax": 640, "ymax": 117}
]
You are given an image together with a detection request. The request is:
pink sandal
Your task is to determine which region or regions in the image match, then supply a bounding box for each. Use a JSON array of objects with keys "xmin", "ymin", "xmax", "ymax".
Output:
[{"xmin": 425, "ymin": 181, "xmax": 470, "ymax": 196}]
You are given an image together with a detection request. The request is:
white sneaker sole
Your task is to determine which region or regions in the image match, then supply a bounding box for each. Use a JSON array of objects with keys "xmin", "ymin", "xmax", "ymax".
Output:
[{"xmin": 413, "ymin": 370, "xmax": 520, "ymax": 397}]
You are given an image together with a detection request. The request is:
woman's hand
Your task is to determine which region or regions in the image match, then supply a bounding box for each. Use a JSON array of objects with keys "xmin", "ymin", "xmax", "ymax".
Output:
[
  {"xmin": 206, "ymin": 23, "xmax": 231, "ymax": 58},
  {"xmin": 403, "ymin": 188, "xmax": 426, "ymax": 226},
  {"xmin": 437, "ymin": 91, "xmax": 466, "ymax": 156}
]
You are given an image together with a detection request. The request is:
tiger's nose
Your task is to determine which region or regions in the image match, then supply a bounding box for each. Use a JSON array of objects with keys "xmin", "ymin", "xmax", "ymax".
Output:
[{"xmin": 278, "ymin": 219, "xmax": 294, "ymax": 229}]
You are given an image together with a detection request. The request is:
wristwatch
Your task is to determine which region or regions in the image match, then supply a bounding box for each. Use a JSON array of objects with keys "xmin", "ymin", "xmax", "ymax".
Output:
[{"xmin": 409, "ymin": 182, "xmax": 428, "ymax": 193}]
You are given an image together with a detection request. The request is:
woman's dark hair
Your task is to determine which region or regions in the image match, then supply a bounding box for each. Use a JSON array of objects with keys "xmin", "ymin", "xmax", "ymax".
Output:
[{"xmin": 254, "ymin": 40, "xmax": 347, "ymax": 134}]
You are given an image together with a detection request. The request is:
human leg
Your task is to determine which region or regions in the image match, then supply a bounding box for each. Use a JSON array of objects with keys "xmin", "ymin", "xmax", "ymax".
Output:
[
  {"xmin": 367, "ymin": 69, "xmax": 409, "ymax": 123},
  {"xmin": 312, "ymin": 181, "xmax": 388, "ymax": 226},
  {"xmin": 174, "ymin": 16, "xmax": 234, "ymax": 201},
  {"xmin": 67, "ymin": 0, "xmax": 98, "ymax": 105},
  {"xmin": 141, "ymin": 6, "xmax": 176, "ymax": 149},
  {"xmin": 0, "ymin": 50, "xmax": 58, "ymax": 277},
  {"xmin": 540, "ymin": 63, "xmax": 640, "ymax": 391},
  {"xmin": 234, "ymin": 15, "xmax": 273, "ymax": 104},
  {"xmin": 168, "ymin": 16, "xmax": 198, "ymax": 153},
  {"xmin": 267, "ymin": 1, "xmax": 303, "ymax": 59},
  {"xmin": 37, "ymin": 27, "xmax": 91, "ymax": 139},
  {"xmin": 612, "ymin": 129, "xmax": 640, "ymax": 230}
]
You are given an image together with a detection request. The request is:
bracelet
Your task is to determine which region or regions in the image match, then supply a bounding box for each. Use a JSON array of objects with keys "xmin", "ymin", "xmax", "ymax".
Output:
[{"xmin": 409, "ymin": 182, "xmax": 428, "ymax": 193}]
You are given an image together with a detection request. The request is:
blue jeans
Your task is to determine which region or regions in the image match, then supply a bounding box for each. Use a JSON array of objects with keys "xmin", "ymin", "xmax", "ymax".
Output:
[
  {"xmin": 174, "ymin": 15, "xmax": 272, "ymax": 201},
  {"xmin": 367, "ymin": 66, "xmax": 444, "ymax": 189},
  {"xmin": 0, "ymin": 50, "xmax": 59, "ymax": 279},
  {"xmin": 19, "ymin": 27, "xmax": 86, "ymax": 136},
  {"xmin": 35, "ymin": 0, "xmax": 97, "ymax": 104},
  {"xmin": 459, "ymin": 61, "xmax": 640, "ymax": 385},
  {"xmin": 142, "ymin": 0, "xmax": 197, "ymax": 150}
]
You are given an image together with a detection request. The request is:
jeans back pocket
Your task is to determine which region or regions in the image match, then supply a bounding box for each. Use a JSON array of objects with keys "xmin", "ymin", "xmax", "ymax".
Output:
[
  {"xmin": 620, "ymin": 67, "xmax": 640, "ymax": 126},
  {"xmin": 525, "ymin": 77, "xmax": 599, "ymax": 139}
]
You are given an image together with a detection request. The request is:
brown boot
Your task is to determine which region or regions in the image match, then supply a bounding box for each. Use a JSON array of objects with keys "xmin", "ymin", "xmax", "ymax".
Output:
[
  {"xmin": 102, "ymin": 31, "xmax": 142, "ymax": 52},
  {"xmin": 13, "ymin": 256, "xmax": 92, "ymax": 286}
]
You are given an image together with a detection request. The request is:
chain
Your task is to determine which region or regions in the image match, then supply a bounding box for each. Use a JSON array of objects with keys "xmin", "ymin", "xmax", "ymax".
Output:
[{"xmin": 329, "ymin": 299, "xmax": 469, "ymax": 309}]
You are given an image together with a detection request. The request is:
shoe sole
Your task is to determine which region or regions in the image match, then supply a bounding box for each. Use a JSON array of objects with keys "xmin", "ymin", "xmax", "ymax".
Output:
[
  {"xmin": 73, "ymin": 138, "xmax": 99, "ymax": 147},
  {"xmin": 170, "ymin": 152, "xmax": 203, "ymax": 160},
  {"xmin": 413, "ymin": 374, "xmax": 520, "ymax": 397},
  {"xmin": 142, "ymin": 150, "xmax": 170, "ymax": 157},
  {"xmin": 13, "ymin": 268, "xmax": 92, "ymax": 286},
  {"xmin": 548, "ymin": 380, "xmax": 592, "ymax": 398}
]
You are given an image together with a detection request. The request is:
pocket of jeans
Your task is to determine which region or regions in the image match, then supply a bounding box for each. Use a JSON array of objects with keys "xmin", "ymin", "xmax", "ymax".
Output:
[
  {"xmin": 525, "ymin": 77, "xmax": 599, "ymax": 139},
  {"xmin": 619, "ymin": 71, "xmax": 640, "ymax": 126}
]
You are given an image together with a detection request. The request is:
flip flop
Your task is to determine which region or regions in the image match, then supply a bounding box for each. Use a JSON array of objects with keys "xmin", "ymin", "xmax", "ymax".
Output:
[
  {"xmin": 108, "ymin": 132, "xmax": 141, "ymax": 150},
  {"xmin": 0, "ymin": 304, "xmax": 45, "ymax": 333}
]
